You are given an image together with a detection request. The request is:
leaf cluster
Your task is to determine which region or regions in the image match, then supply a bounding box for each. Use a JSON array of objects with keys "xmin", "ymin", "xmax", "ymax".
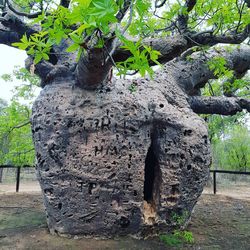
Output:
[
  {"xmin": 12, "ymin": 0, "xmax": 161, "ymax": 76},
  {"xmin": 117, "ymin": 33, "xmax": 161, "ymax": 77}
]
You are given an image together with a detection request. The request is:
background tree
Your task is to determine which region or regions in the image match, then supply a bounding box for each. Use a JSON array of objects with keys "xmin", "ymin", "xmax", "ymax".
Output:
[
  {"xmin": 0, "ymin": 100, "xmax": 34, "ymax": 166},
  {"xmin": 212, "ymin": 124, "xmax": 250, "ymax": 171},
  {"xmin": 0, "ymin": 98, "xmax": 8, "ymax": 182},
  {"xmin": 0, "ymin": 67, "xmax": 38, "ymax": 169},
  {"xmin": 0, "ymin": 66, "xmax": 39, "ymax": 182}
]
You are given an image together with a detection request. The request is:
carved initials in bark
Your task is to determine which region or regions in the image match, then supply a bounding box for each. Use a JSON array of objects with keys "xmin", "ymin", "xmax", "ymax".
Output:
[{"xmin": 32, "ymin": 67, "xmax": 212, "ymax": 237}]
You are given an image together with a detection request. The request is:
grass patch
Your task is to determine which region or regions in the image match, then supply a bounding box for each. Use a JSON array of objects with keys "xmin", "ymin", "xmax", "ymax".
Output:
[
  {"xmin": 0, "ymin": 210, "xmax": 46, "ymax": 230},
  {"xmin": 160, "ymin": 230, "xmax": 194, "ymax": 247}
]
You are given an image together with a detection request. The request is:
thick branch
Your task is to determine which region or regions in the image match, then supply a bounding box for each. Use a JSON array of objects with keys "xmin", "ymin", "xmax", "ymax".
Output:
[
  {"xmin": 113, "ymin": 35, "xmax": 189, "ymax": 64},
  {"xmin": 76, "ymin": 48, "xmax": 112, "ymax": 89},
  {"xmin": 171, "ymin": 45, "xmax": 250, "ymax": 95},
  {"xmin": 188, "ymin": 96, "xmax": 250, "ymax": 115},
  {"xmin": 0, "ymin": 28, "xmax": 20, "ymax": 46},
  {"xmin": 0, "ymin": 12, "xmax": 39, "ymax": 46},
  {"xmin": 6, "ymin": 0, "xmax": 42, "ymax": 18},
  {"xmin": 25, "ymin": 56, "xmax": 76, "ymax": 87},
  {"xmin": 0, "ymin": 11, "xmax": 74, "ymax": 85},
  {"xmin": 113, "ymin": 25, "xmax": 250, "ymax": 66},
  {"xmin": 189, "ymin": 24, "xmax": 250, "ymax": 46}
]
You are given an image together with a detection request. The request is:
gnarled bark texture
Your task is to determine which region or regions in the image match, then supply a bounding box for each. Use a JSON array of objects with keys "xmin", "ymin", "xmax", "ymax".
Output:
[{"xmin": 32, "ymin": 66, "xmax": 211, "ymax": 238}]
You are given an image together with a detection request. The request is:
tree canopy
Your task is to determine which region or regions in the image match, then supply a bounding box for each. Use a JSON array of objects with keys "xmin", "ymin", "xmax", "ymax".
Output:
[{"xmin": 0, "ymin": 0, "xmax": 249, "ymax": 113}]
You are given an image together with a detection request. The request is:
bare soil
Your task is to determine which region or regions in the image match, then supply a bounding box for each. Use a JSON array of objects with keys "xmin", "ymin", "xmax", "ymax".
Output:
[
  {"xmin": 0, "ymin": 183, "xmax": 250, "ymax": 250},
  {"xmin": 0, "ymin": 182, "xmax": 41, "ymax": 194}
]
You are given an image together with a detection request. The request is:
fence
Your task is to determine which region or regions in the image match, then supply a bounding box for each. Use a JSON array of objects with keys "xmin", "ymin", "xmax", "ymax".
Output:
[
  {"xmin": 0, "ymin": 165, "xmax": 34, "ymax": 192},
  {"xmin": 1, "ymin": 166, "xmax": 250, "ymax": 194},
  {"xmin": 210, "ymin": 169, "xmax": 250, "ymax": 194}
]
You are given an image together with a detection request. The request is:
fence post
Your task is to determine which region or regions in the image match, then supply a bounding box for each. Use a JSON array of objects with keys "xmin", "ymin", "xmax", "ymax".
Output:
[
  {"xmin": 16, "ymin": 167, "xmax": 21, "ymax": 192},
  {"xmin": 213, "ymin": 171, "xmax": 216, "ymax": 194},
  {"xmin": 0, "ymin": 167, "xmax": 3, "ymax": 183}
]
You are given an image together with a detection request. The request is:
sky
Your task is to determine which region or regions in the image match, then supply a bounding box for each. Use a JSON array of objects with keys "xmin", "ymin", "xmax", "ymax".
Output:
[{"xmin": 0, "ymin": 45, "xmax": 34, "ymax": 102}]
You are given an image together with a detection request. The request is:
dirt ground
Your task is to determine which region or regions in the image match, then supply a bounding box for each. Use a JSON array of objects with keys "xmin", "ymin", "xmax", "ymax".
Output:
[
  {"xmin": 0, "ymin": 183, "xmax": 250, "ymax": 250},
  {"xmin": 0, "ymin": 182, "xmax": 41, "ymax": 194}
]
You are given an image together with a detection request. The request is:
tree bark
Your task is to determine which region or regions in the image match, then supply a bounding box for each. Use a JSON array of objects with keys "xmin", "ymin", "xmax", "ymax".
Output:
[
  {"xmin": 168, "ymin": 45, "xmax": 250, "ymax": 96},
  {"xmin": 76, "ymin": 48, "xmax": 113, "ymax": 89},
  {"xmin": 31, "ymin": 65, "xmax": 211, "ymax": 237},
  {"xmin": 188, "ymin": 96, "xmax": 250, "ymax": 115}
]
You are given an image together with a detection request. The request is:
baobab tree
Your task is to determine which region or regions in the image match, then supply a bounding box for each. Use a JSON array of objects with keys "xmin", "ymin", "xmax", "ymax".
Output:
[{"xmin": 0, "ymin": 0, "xmax": 249, "ymax": 237}]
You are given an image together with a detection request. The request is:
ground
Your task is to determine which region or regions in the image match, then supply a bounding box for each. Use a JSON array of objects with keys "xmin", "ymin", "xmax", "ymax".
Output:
[{"xmin": 0, "ymin": 182, "xmax": 250, "ymax": 250}]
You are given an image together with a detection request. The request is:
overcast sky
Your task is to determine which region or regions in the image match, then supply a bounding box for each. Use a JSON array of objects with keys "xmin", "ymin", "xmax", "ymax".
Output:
[{"xmin": 0, "ymin": 45, "xmax": 28, "ymax": 102}]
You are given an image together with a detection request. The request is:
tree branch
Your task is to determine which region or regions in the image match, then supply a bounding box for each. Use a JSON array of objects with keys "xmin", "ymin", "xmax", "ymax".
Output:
[
  {"xmin": 116, "ymin": 0, "xmax": 132, "ymax": 22},
  {"xmin": 113, "ymin": 34, "xmax": 189, "ymax": 64},
  {"xmin": 6, "ymin": 0, "xmax": 43, "ymax": 18},
  {"xmin": 25, "ymin": 56, "xmax": 76, "ymax": 87},
  {"xmin": 60, "ymin": 0, "xmax": 71, "ymax": 8},
  {"xmin": 177, "ymin": 0, "xmax": 197, "ymax": 32},
  {"xmin": 171, "ymin": 45, "xmax": 250, "ymax": 95},
  {"xmin": 0, "ymin": 12, "xmax": 39, "ymax": 46},
  {"xmin": 0, "ymin": 28, "xmax": 20, "ymax": 46},
  {"xmin": 188, "ymin": 96, "xmax": 250, "ymax": 115},
  {"xmin": 112, "ymin": 23, "xmax": 250, "ymax": 66},
  {"xmin": 189, "ymin": 24, "xmax": 250, "ymax": 46},
  {"xmin": 8, "ymin": 120, "xmax": 31, "ymax": 133}
]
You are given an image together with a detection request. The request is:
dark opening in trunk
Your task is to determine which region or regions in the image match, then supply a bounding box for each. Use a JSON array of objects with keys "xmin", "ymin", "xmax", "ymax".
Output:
[
  {"xmin": 144, "ymin": 142, "xmax": 161, "ymax": 203},
  {"xmin": 144, "ymin": 144, "xmax": 157, "ymax": 202},
  {"xmin": 143, "ymin": 143, "xmax": 161, "ymax": 224}
]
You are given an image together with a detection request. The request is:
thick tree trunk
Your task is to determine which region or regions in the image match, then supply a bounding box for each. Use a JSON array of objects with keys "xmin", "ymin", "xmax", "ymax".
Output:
[{"xmin": 32, "ymin": 66, "xmax": 211, "ymax": 238}]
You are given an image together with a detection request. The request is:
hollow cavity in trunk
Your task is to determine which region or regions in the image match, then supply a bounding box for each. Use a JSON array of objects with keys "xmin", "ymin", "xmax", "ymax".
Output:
[{"xmin": 143, "ymin": 143, "xmax": 161, "ymax": 225}]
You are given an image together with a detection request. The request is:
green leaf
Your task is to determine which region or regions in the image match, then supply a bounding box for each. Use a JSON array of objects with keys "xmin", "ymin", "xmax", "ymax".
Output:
[
  {"xmin": 69, "ymin": 33, "xmax": 83, "ymax": 44},
  {"xmin": 42, "ymin": 53, "xmax": 49, "ymax": 60},
  {"xmin": 12, "ymin": 42, "xmax": 28, "ymax": 50},
  {"xmin": 34, "ymin": 53, "xmax": 43, "ymax": 64},
  {"xmin": 66, "ymin": 43, "xmax": 80, "ymax": 52}
]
